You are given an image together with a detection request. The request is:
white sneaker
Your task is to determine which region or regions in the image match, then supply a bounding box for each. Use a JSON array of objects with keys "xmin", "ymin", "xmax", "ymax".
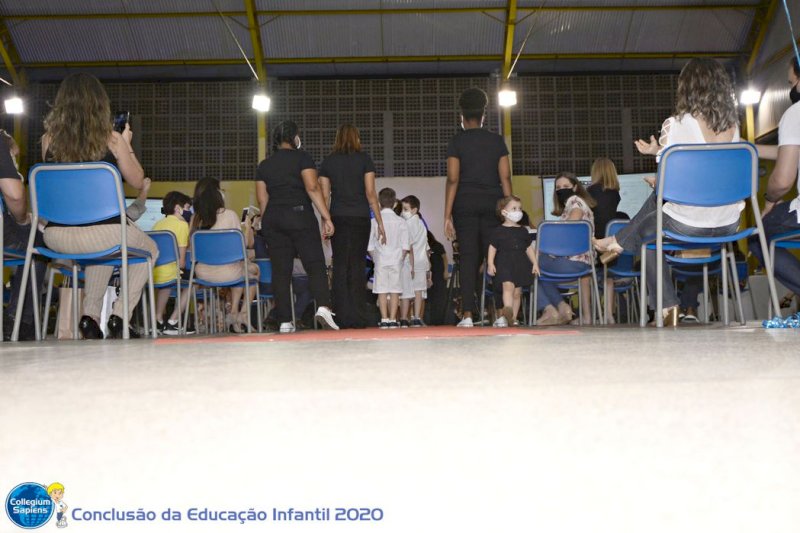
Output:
[
  {"xmin": 279, "ymin": 322, "xmax": 295, "ymax": 333},
  {"xmin": 457, "ymin": 317, "xmax": 474, "ymax": 327},
  {"xmin": 314, "ymin": 306, "xmax": 340, "ymax": 330},
  {"xmin": 493, "ymin": 316, "xmax": 508, "ymax": 328}
]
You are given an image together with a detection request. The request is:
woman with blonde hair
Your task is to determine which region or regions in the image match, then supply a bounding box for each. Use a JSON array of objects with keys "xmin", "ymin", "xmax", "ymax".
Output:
[
  {"xmin": 587, "ymin": 157, "xmax": 621, "ymax": 240},
  {"xmin": 593, "ymin": 58, "xmax": 742, "ymax": 325},
  {"xmin": 41, "ymin": 73, "xmax": 158, "ymax": 339},
  {"xmin": 319, "ymin": 124, "xmax": 384, "ymax": 329}
]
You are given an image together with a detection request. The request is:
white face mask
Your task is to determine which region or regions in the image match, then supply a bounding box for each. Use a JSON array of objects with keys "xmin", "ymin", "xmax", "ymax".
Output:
[
  {"xmin": 294, "ymin": 135, "xmax": 302, "ymax": 150},
  {"xmin": 401, "ymin": 211, "xmax": 413, "ymax": 220},
  {"xmin": 504, "ymin": 210, "xmax": 523, "ymax": 223}
]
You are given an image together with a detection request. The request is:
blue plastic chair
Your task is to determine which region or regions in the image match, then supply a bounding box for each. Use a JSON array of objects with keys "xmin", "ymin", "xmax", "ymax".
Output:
[
  {"xmin": 767, "ymin": 229, "xmax": 800, "ymax": 316},
  {"xmin": 12, "ymin": 162, "xmax": 157, "ymax": 340},
  {"xmin": 254, "ymin": 257, "xmax": 274, "ymax": 324},
  {"xmin": 0, "ymin": 193, "xmax": 33, "ymax": 341},
  {"xmin": 646, "ymin": 143, "xmax": 780, "ymax": 327},
  {"xmin": 183, "ymin": 229, "xmax": 261, "ymax": 334},
  {"xmin": 602, "ymin": 219, "xmax": 640, "ymax": 325},
  {"xmin": 530, "ymin": 220, "xmax": 603, "ymax": 326},
  {"xmin": 147, "ymin": 230, "xmax": 193, "ymax": 334}
]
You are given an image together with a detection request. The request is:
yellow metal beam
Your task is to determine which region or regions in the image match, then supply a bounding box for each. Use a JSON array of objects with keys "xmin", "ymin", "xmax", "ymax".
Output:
[
  {"xmin": 20, "ymin": 52, "xmax": 739, "ymax": 69},
  {"xmin": 244, "ymin": 0, "xmax": 267, "ymax": 162},
  {"xmin": 501, "ymin": 0, "xmax": 517, "ymax": 172},
  {"xmin": 744, "ymin": 0, "xmax": 779, "ymax": 75},
  {"xmin": 4, "ymin": 4, "xmax": 761, "ymax": 20}
]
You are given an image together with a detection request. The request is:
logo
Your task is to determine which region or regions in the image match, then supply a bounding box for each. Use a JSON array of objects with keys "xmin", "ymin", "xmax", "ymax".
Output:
[{"xmin": 6, "ymin": 482, "xmax": 68, "ymax": 529}]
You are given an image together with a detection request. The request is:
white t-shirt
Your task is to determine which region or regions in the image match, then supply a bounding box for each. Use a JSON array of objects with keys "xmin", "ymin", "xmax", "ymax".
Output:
[
  {"xmin": 779, "ymin": 102, "xmax": 800, "ymax": 222},
  {"xmin": 368, "ymin": 208, "xmax": 409, "ymax": 268},
  {"xmin": 403, "ymin": 214, "xmax": 430, "ymax": 271},
  {"xmin": 657, "ymin": 114, "xmax": 744, "ymax": 228}
]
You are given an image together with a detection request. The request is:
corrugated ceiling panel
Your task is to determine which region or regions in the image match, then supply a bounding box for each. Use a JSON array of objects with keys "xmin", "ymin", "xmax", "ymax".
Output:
[
  {"xmin": 383, "ymin": 13, "xmax": 504, "ymax": 56},
  {"xmin": 258, "ymin": 0, "xmax": 504, "ymax": 7},
  {"xmin": 259, "ymin": 14, "xmax": 383, "ymax": 58},
  {"xmin": 513, "ymin": 11, "xmax": 632, "ymax": 54},
  {"xmin": 0, "ymin": 0, "xmax": 243, "ymax": 15},
  {"xmin": 753, "ymin": 0, "xmax": 800, "ymax": 68},
  {"xmin": 9, "ymin": 17, "xmax": 252, "ymax": 62},
  {"xmin": 626, "ymin": 9, "xmax": 753, "ymax": 53},
  {"xmin": 518, "ymin": 0, "xmax": 758, "ymax": 5}
]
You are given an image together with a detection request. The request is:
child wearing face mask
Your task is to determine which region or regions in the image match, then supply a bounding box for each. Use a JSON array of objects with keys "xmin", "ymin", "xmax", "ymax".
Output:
[
  {"xmin": 399, "ymin": 195, "xmax": 431, "ymax": 327},
  {"xmin": 152, "ymin": 191, "xmax": 195, "ymax": 334},
  {"xmin": 487, "ymin": 195, "xmax": 538, "ymax": 327}
]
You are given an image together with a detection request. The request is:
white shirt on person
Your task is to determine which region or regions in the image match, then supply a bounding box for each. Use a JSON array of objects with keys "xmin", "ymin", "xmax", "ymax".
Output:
[
  {"xmin": 656, "ymin": 114, "xmax": 744, "ymax": 228},
  {"xmin": 368, "ymin": 208, "xmax": 410, "ymax": 268},
  {"xmin": 779, "ymin": 102, "xmax": 800, "ymax": 222},
  {"xmin": 403, "ymin": 214, "xmax": 430, "ymax": 271}
]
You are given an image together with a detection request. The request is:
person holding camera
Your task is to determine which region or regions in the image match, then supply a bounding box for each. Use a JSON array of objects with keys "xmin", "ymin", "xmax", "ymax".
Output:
[
  {"xmin": 443, "ymin": 87, "xmax": 512, "ymax": 327},
  {"xmin": 255, "ymin": 120, "xmax": 339, "ymax": 332},
  {"xmin": 40, "ymin": 73, "xmax": 158, "ymax": 340}
]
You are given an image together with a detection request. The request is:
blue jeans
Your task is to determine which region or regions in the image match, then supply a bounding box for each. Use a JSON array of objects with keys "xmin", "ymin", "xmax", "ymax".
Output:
[
  {"xmin": 750, "ymin": 202, "xmax": 800, "ymax": 295},
  {"xmin": 536, "ymin": 255, "xmax": 589, "ymax": 311},
  {"xmin": 614, "ymin": 192, "xmax": 739, "ymax": 309}
]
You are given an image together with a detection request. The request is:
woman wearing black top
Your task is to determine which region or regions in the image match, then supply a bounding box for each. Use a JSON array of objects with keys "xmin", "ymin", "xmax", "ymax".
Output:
[
  {"xmin": 586, "ymin": 157, "xmax": 621, "ymax": 239},
  {"xmin": 319, "ymin": 124, "xmax": 384, "ymax": 329},
  {"xmin": 444, "ymin": 87, "xmax": 512, "ymax": 327},
  {"xmin": 255, "ymin": 121, "xmax": 339, "ymax": 332}
]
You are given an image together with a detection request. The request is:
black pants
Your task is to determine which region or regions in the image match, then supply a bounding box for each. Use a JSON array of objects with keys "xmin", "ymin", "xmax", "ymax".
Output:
[
  {"xmin": 453, "ymin": 194, "xmax": 501, "ymax": 314},
  {"xmin": 262, "ymin": 205, "xmax": 331, "ymax": 323},
  {"xmin": 4, "ymin": 212, "xmax": 46, "ymax": 325},
  {"xmin": 331, "ymin": 215, "xmax": 370, "ymax": 328}
]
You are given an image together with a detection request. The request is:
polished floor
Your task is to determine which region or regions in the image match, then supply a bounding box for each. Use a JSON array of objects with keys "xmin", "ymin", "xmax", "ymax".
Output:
[{"xmin": 2, "ymin": 324, "xmax": 799, "ymax": 532}]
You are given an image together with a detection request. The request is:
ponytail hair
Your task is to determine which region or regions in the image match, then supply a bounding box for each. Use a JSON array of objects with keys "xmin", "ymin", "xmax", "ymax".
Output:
[{"xmin": 271, "ymin": 120, "xmax": 299, "ymax": 152}]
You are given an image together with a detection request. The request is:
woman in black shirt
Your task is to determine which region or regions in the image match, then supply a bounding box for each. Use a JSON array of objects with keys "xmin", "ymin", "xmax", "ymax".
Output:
[
  {"xmin": 255, "ymin": 121, "xmax": 338, "ymax": 332},
  {"xmin": 319, "ymin": 124, "xmax": 384, "ymax": 328},
  {"xmin": 444, "ymin": 87, "xmax": 512, "ymax": 327},
  {"xmin": 586, "ymin": 157, "xmax": 621, "ymax": 239}
]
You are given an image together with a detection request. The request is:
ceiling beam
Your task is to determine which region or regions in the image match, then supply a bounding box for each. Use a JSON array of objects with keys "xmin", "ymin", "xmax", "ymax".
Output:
[
  {"xmin": 0, "ymin": 17, "xmax": 24, "ymax": 86},
  {"xmin": 501, "ymin": 0, "xmax": 518, "ymax": 80},
  {"xmin": 244, "ymin": 0, "xmax": 267, "ymax": 162},
  {"xmin": 19, "ymin": 52, "xmax": 740, "ymax": 69},
  {"xmin": 3, "ymin": 4, "xmax": 761, "ymax": 21},
  {"xmin": 743, "ymin": 0, "xmax": 779, "ymax": 75}
]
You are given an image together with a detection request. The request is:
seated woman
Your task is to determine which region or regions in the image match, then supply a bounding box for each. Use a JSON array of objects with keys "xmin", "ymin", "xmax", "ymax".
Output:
[
  {"xmin": 593, "ymin": 58, "xmax": 742, "ymax": 326},
  {"xmin": 190, "ymin": 177, "xmax": 258, "ymax": 333},
  {"xmin": 41, "ymin": 73, "xmax": 158, "ymax": 339},
  {"xmin": 536, "ymin": 172, "xmax": 596, "ymax": 325}
]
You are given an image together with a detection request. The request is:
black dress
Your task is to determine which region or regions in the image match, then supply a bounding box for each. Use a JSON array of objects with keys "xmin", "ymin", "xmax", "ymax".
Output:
[{"xmin": 490, "ymin": 225, "xmax": 534, "ymax": 287}]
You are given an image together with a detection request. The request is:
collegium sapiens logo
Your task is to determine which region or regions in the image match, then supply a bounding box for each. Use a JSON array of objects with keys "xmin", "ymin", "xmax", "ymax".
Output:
[{"xmin": 5, "ymin": 482, "xmax": 68, "ymax": 529}]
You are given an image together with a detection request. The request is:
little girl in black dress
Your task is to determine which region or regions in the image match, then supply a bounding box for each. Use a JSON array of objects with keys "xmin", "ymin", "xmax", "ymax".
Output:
[{"xmin": 487, "ymin": 195, "xmax": 538, "ymax": 327}]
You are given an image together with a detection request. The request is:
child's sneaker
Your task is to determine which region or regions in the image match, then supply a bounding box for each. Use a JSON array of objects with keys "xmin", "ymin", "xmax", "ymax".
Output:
[
  {"xmin": 161, "ymin": 320, "xmax": 181, "ymax": 336},
  {"xmin": 456, "ymin": 317, "xmax": 473, "ymax": 327},
  {"xmin": 410, "ymin": 318, "xmax": 425, "ymax": 327},
  {"xmin": 387, "ymin": 321, "xmax": 399, "ymax": 329},
  {"xmin": 399, "ymin": 319, "xmax": 410, "ymax": 328},
  {"xmin": 493, "ymin": 316, "xmax": 508, "ymax": 328},
  {"xmin": 379, "ymin": 320, "xmax": 390, "ymax": 329}
]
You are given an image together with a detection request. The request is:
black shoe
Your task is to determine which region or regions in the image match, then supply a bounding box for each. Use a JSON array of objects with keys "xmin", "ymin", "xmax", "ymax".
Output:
[
  {"xmin": 399, "ymin": 319, "xmax": 410, "ymax": 328},
  {"xmin": 3, "ymin": 315, "xmax": 36, "ymax": 341},
  {"xmin": 107, "ymin": 315, "xmax": 140, "ymax": 339},
  {"xmin": 79, "ymin": 315, "xmax": 104, "ymax": 340}
]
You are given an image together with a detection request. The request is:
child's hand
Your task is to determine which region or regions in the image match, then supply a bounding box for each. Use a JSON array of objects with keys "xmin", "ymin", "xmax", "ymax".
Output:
[
  {"xmin": 426, "ymin": 271, "xmax": 433, "ymax": 288},
  {"xmin": 532, "ymin": 263, "xmax": 540, "ymax": 276},
  {"xmin": 487, "ymin": 263, "xmax": 496, "ymax": 276}
]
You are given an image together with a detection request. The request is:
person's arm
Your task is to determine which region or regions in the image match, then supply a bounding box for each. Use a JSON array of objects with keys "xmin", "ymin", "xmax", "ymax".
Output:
[
  {"xmin": 243, "ymin": 213, "xmax": 255, "ymax": 248},
  {"xmin": 409, "ymin": 246, "xmax": 415, "ymax": 279},
  {"xmin": 126, "ymin": 177, "xmax": 151, "ymax": 221},
  {"xmin": 498, "ymin": 155, "xmax": 512, "ymax": 196},
  {"xmin": 487, "ymin": 244, "xmax": 497, "ymax": 276},
  {"xmin": 301, "ymin": 167, "xmax": 334, "ymax": 238},
  {"xmin": 177, "ymin": 246, "xmax": 187, "ymax": 270},
  {"xmin": 256, "ymin": 180, "xmax": 269, "ymax": 214},
  {"xmin": 0, "ymin": 178, "xmax": 26, "ymax": 223},
  {"xmin": 444, "ymin": 157, "xmax": 460, "ymax": 240},
  {"xmin": 364, "ymin": 171, "xmax": 386, "ymax": 244},
  {"xmin": 763, "ymin": 145, "xmax": 800, "ymax": 216},
  {"xmin": 567, "ymin": 208, "xmax": 584, "ymax": 221},
  {"xmin": 526, "ymin": 244, "xmax": 539, "ymax": 275},
  {"xmin": 755, "ymin": 144, "xmax": 779, "ymax": 161},
  {"xmin": 107, "ymin": 124, "xmax": 144, "ymax": 189},
  {"xmin": 319, "ymin": 175, "xmax": 332, "ymax": 208}
]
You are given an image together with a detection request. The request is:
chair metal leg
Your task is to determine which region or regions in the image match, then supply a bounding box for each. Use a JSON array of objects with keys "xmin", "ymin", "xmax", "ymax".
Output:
[
  {"xmin": 721, "ymin": 247, "xmax": 729, "ymax": 326},
  {"xmin": 28, "ymin": 260, "xmax": 41, "ymax": 341},
  {"xmin": 577, "ymin": 281, "xmax": 583, "ymax": 325},
  {"xmin": 256, "ymin": 284, "xmax": 262, "ymax": 333},
  {"xmin": 639, "ymin": 245, "xmax": 648, "ymax": 327},
  {"xmin": 591, "ymin": 266, "xmax": 603, "ymax": 326},
  {"xmin": 41, "ymin": 267, "xmax": 55, "ymax": 339},
  {"xmin": 147, "ymin": 259, "xmax": 157, "ymax": 339},
  {"xmin": 532, "ymin": 278, "xmax": 538, "ymax": 326},
  {"xmin": 72, "ymin": 264, "xmax": 80, "ymax": 340},
  {"xmin": 290, "ymin": 280, "xmax": 296, "ymax": 326},
  {"xmin": 728, "ymin": 245, "xmax": 745, "ymax": 325},
  {"xmin": 703, "ymin": 265, "xmax": 710, "ymax": 324},
  {"xmin": 175, "ymin": 282, "xmax": 182, "ymax": 334}
]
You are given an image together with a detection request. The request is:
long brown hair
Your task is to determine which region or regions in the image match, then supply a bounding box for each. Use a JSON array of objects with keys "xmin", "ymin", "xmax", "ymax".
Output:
[
  {"xmin": 590, "ymin": 157, "xmax": 619, "ymax": 191},
  {"xmin": 44, "ymin": 73, "xmax": 113, "ymax": 162},
  {"xmin": 332, "ymin": 124, "xmax": 362, "ymax": 154},
  {"xmin": 674, "ymin": 58, "xmax": 737, "ymax": 134},
  {"xmin": 551, "ymin": 172, "xmax": 596, "ymax": 216},
  {"xmin": 191, "ymin": 177, "xmax": 224, "ymax": 230}
]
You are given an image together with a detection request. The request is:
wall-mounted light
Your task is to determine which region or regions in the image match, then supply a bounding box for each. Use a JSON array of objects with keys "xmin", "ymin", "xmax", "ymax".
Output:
[
  {"xmin": 4, "ymin": 97, "xmax": 23, "ymax": 114},
  {"xmin": 498, "ymin": 88, "xmax": 517, "ymax": 108},
  {"xmin": 740, "ymin": 88, "xmax": 762, "ymax": 106},
  {"xmin": 252, "ymin": 94, "xmax": 271, "ymax": 112}
]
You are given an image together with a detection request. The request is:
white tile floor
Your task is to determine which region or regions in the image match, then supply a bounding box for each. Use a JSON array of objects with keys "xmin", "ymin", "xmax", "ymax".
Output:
[{"xmin": 1, "ymin": 325, "xmax": 799, "ymax": 532}]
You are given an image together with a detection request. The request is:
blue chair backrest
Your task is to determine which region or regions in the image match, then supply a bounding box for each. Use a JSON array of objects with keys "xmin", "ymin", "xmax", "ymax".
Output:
[
  {"xmin": 605, "ymin": 219, "xmax": 629, "ymax": 238},
  {"xmin": 29, "ymin": 162, "xmax": 124, "ymax": 225},
  {"xmin": 658, "ymin": 143, "xmax": 755, "ymax": 207},
  {"xmin": 257, "ymin": 258, "xmax": 272, "ymax": 284},
  {"xmin": 537, "ymin": 221, "xmax": 592, "ymax": 257},
  {"xmin": 191, "ymin": 230, "xmax": 245, "ymax": 266},
  {"xmin": 147, "ymin": 231, "xmax": 179, "ymax": 266}
]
